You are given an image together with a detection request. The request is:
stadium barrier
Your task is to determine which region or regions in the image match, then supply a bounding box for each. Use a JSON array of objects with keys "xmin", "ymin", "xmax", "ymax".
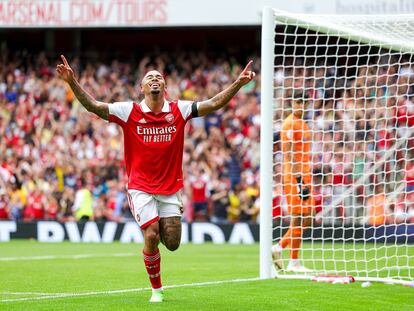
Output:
[{"xmin": 0, "ymin": 221, "xmax": 413, "ymax": 244}]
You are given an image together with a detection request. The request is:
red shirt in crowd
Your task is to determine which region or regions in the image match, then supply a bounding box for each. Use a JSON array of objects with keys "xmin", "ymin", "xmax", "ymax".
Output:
[
  {"xmin": 396, "ymin": 100, "xmax": 414, "ymax": 126},
  {"xmin": 25, "ymin": 192, "xmax": 45, "ymax": 220},
  {"xmin": 377, "ymin": 128, "xmax": 394, "ymax": 149},
  {"xmin": 46, "ymin": 199, "xmax": 59, "ymax": 220},
  {"xmin": 191, "ymin": 179, "xmax": 207, "ymax": 203},
  {"xmin": 0, "ymin": 199, "xmax": 8, "ymax": 219},
  {"xmin": 406, "ymin": 163, "xmax": 414, "ymax": 187}
]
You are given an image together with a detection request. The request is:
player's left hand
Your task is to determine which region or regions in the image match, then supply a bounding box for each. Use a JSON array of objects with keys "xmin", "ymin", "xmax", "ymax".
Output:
[{"xmin": 236, "ymin": 60, "xmax": 256, "ymax": 86}]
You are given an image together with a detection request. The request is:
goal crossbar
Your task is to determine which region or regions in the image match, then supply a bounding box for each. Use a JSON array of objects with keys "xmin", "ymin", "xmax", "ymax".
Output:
[{"xmin": 273, "ymin": 10, "xmax": 414, "ymax": 53}]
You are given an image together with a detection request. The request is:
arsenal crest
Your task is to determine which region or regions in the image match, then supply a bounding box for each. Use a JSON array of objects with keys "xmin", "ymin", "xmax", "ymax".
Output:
[{"xmin": 165, "ymin": 113, "xmax": 174, "ymax": 123}]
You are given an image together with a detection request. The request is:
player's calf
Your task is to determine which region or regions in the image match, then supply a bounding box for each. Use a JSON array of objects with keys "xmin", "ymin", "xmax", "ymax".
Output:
[
  {"xmin": 163, "ymin": 239, "xmax": 180, "ymax": 251},
  {"xmin": 159, "ymin": 217, "xmax": 181, "ymax": 251}
]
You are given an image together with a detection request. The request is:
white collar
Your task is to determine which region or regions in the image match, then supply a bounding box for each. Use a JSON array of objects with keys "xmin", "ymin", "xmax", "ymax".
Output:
[{"xmin": 140, "ymin": 99, "xmax": 170, "ymax": 113}]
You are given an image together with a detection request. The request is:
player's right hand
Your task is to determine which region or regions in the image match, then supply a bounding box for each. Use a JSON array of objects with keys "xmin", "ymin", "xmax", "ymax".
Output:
[
  {"xmin": 56, "ymin": 55, "xmax": 75, "ymax": 83},
  {"xmin": 296, "ymin": 176, "xmax": 310, "ymax": 201}
]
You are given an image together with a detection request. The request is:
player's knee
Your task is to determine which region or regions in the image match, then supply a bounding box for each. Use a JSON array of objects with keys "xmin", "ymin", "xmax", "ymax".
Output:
[
  {"xmin": 291, "ymin": 227, "xmax": 302, "ymax": 237},
  {"xmin": 145, "ymin": 230, "xmax": 160, "ymax": 245}
]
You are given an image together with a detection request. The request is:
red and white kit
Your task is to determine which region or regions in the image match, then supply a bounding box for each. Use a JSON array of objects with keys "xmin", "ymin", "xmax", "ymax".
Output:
[{"xmin": 108, "ymin": 99, "xmax": 197, "ymax": 228}]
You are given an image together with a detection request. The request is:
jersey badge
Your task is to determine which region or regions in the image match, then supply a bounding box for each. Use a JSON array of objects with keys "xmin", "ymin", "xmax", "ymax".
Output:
[{"xmin": 165, "ymin": 113, "xmax": 174, "ymax": 123}]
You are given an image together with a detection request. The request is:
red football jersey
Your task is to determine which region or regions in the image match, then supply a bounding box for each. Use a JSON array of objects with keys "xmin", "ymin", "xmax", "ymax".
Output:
[
  {"xmin": 191, "ymin": 179, "xmax": 207, "ymax": 203},
  {"xmin": 108, "ymin": 99, "xmax": 196, "ymax": 195}
]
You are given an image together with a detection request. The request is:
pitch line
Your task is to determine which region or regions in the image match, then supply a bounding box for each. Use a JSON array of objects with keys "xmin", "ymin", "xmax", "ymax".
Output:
[
  {"xmin": 1, "ymin": 277, "xmax": 261, "ymax": 303},
  {"xmin": 0, "ymin": 292, "xmax": 57, "ymax": 296},
  {"xmin": 0, "ymin": 253, "xmax": 136, "ymax": 261}
]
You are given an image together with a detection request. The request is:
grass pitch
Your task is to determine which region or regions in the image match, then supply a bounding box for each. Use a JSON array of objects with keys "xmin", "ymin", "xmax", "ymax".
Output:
[{"xmin": 0, "ymin": 241, "xmax": 413, "ymax": 310}]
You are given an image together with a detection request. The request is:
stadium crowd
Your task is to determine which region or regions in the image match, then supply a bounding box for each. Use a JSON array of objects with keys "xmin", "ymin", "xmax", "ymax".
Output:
[
  {"xmin": 273, "ymin": 55, "xmax": 414, "ymax": 225},
  {"xmin": 0, "ymin": 46, "xmax": 413, "ymax": 225}
]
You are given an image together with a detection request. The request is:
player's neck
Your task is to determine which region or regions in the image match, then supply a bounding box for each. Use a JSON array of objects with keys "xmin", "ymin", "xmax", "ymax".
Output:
[
  {"xmin": 144, "ymin": 95, "xmax": 164, "ymax": 113},
  {"xmin": 293, "ymin": 111, "xmax": 303, "ymax": 118}
]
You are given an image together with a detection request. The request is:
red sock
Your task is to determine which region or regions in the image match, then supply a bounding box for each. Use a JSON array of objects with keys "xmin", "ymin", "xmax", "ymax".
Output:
[{"xmin": 143, "ymin": 249, "xmax": 162, "ymax": 289}]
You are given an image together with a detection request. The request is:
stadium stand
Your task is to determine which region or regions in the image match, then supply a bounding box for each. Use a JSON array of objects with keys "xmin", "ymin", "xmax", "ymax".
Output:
[
  {"xmin": 0, "ymin": 46, "xmax": 261, "ymax": 223},
  {"xmin": 0, "ymin": 46, "xmax": 413, "ymax": 225},
  {"xmin": 273, "ymin": 58, "xmax": 414, "ymax": 225}
]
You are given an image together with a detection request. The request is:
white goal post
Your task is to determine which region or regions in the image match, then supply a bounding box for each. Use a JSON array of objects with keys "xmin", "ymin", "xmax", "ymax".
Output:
[{"xmin": 260, "ymin": 7, "xmax": 414, "ymax": 285}]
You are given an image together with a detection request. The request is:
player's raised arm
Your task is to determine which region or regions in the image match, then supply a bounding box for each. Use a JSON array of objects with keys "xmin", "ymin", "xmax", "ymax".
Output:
[
  {"xmin": 56, "ymin": 55, "xmax": 109, "ymax": 120},
  {"xmin": 197, "ymin": 60, "xmax": 255, "ymax": 117}
]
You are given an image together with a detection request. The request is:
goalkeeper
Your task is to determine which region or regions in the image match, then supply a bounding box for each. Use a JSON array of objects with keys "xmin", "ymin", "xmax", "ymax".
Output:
[{"xmin": 272, "ymin": 90, "xmax": 314, "ymax": 273}]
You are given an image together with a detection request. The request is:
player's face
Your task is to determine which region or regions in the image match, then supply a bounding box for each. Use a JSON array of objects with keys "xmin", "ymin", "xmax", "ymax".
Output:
[
  {"xmin": 141, "ymin": 70, "xmax": 166, "ymax": 96},
  {"xmin": 292, "ymin": 99, "xmax": 307, "ymax": 116}
]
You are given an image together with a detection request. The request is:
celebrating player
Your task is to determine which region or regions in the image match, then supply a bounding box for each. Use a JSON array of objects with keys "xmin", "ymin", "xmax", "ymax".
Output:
[
  {"xmin": 56, "ymin": 55, "xmax": 255, "ymax": 302},
  {"xmin": 272, "ymin": 90, "xmax": 314, "ymax": 273}
]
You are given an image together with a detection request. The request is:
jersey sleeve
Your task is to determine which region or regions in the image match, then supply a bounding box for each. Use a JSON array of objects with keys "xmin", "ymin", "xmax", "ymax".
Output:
[
  {"xmin": 178, "ymin": 100, "xmax": 199, "ymax": 122},
  {"xmin": 108, "ymin": 102, "xmax": 134, "ymax": 125}
]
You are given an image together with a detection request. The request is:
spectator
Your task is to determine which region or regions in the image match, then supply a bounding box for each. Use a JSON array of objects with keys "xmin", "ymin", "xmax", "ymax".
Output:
[
  {"xmin": 59, "ymin": 187, "xmax": 75, "ymax": 221},
  {"xmin": 405, "ymin": 161, "xmax": 414, "ymax": 193},
  {"xmin": 72, "ymin": 180, "xmax": 93, "ymax": 221},
  {"xmin": 190, "ymin": 169, "xmax": 209, "ymax": 222},
  {"xmin": 45, "ymin": 193, "xmax": 59, "ymax": 220},
  {"xmin": 394, "ymin": 192, "xmax": 414, "ymax": 223},
  {"xmin": 210, "ymin": 179, "xmax": 230, "ymax": 224},
  {"xmin": 366, "ymin": 184, "xmax": 390, "ymax": 226},
  {"xmin": 9, "ymin": 183, "xmax": 24, "ymax": 221},
  {"xmin": 23, "ymin": 189, "xmax": 45, "ymax": 221},
  {"xmin": 227, "ymin": 185, "xmax": 242, "ymax": 223},
  {"xmin": 112, "ymin": 181, "xmax": 128, "ymax": 221},
  {"xmin": 227, "ymin": 143, "xmax": 242, "ymax": 190},
  {"xmin": 0, "ymin": 189, "xmax": 9, "ymax": 219}
]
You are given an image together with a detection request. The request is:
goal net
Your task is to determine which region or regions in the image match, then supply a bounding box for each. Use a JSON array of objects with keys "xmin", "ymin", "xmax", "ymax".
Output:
[{"xmin": 260, "ymin": 8, "xmax": 414, "ymax": 285}]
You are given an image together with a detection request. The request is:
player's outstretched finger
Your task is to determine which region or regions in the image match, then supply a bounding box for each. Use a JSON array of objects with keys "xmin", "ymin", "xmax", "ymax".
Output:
[
  {"xmin": 241, "ymin": 60, "xmax": 253, "ymax": 74},
  {"xmin": 61, "ymin": 55, "xmax": 69, "ymax": 67}
]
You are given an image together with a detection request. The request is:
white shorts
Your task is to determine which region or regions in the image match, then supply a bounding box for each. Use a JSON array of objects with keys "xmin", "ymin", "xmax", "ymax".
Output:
[{"xmin": 127, "ymin": 189, "xmax": 183, "ymax": 229}]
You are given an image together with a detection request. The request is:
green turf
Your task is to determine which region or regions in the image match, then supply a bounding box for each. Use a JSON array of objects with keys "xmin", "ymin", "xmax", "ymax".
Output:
[{"xmin": 0, "ymin": 241, "xmax": 413, "ymax": 310}]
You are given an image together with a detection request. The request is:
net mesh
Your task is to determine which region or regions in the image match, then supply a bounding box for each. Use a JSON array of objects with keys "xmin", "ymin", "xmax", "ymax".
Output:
[{"xmin": 272, "ymin": 11, "xmax": 414, "ymax": 282}]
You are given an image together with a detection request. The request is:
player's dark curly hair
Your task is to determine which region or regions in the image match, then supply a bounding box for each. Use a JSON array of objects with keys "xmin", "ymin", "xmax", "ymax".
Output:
[{"xmin": 292, "ymin": 89, "xmax": 309, "ymax": 102}]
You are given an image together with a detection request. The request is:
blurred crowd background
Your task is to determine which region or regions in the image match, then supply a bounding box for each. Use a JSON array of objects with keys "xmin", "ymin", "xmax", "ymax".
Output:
[
  {"xmin": 1, "ymin": 36, "xmax": 413, "ymax": 226},
  {"xmin": 0, "ymin": 44, "xmax": 261, "ymax": 224},
  {"xmin": 273, "ymin": 51, "xmax": 414, "ymax": 225}
]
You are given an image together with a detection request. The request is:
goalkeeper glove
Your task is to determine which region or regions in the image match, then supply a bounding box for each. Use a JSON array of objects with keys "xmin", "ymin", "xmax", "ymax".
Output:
[{"xmin": 296, "ymin": 176, "xmax": 310, "ymax": 201}]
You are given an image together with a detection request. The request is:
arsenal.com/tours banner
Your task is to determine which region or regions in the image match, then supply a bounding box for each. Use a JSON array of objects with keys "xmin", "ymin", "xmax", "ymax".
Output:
[
  {"xmin": 0, "ymin": 221, "xmax": 413, "ymax": 244},
  {"xmin": 2, "ymin": 0, "xmax": 412, "ymax": 28},
  {"xmin": 0, "ymin": 0, "xmax": 169, "ymax": 27}
]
